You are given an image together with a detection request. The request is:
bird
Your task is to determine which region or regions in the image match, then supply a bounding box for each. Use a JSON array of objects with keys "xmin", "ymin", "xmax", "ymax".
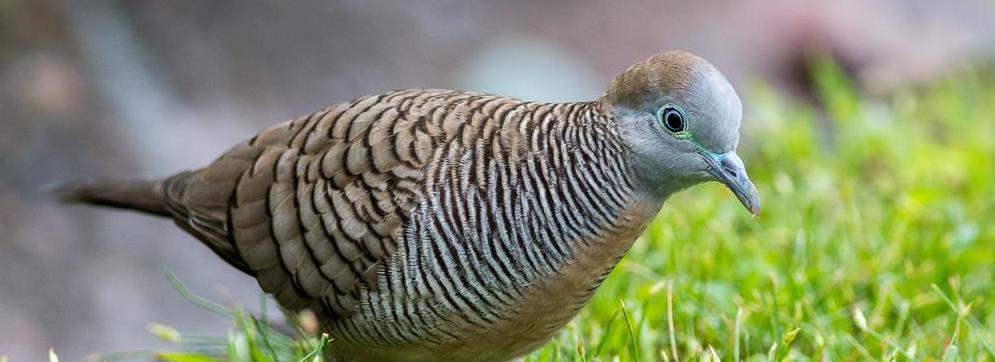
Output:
[{"xmin": 54, "ymin": 50, "xmax": 759, "ymax": 361}]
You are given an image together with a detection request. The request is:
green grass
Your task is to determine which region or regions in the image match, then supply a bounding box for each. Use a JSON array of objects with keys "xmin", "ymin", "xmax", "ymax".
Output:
[
  {"xmin": 95, "ymin": 58, "xmax": 995, "ymax": 361},
  {"xmin": 89, "ymin": 275, "xmax": 328, "ymax": 362}
]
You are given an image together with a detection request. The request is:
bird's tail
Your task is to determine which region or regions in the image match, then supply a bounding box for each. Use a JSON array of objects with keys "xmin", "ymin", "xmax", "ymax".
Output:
[{"xmin": 49, "ymin": 178, "xmax": 170, "ymax": 217}]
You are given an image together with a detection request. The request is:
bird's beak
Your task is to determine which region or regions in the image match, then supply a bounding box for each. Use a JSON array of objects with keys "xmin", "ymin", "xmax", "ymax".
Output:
[{"xmin": 699, "ymin": 150, "xmax": 761, "ymax": 216}]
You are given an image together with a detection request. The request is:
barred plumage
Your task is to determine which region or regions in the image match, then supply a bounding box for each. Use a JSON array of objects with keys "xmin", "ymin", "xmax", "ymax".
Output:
[{"xmin": 55, "ymin": 51, "xmax": 760, "ymax": 361}]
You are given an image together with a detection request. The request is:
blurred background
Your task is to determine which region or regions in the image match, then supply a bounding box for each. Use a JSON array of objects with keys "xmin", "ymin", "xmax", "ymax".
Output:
[{"xmin": 1, "ymin": 0, "xmax": 994, "ymax": 360}]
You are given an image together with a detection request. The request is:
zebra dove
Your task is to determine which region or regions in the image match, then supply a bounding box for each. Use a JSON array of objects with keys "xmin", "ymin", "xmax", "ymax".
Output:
[{"xmin": 55, "ymin": 50, "xmax": 759, "ymax": 361}]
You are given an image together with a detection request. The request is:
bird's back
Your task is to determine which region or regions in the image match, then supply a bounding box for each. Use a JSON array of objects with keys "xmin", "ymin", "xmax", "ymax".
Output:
[{"xmin": 163, "ymin": 89, "xmax": 499, "ymax": 318}]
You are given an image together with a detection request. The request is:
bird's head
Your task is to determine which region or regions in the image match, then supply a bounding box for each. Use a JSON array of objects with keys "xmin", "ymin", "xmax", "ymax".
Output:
[{"xmin": 605, "ymin": 50, "xmax": 760, "ymax": 215}]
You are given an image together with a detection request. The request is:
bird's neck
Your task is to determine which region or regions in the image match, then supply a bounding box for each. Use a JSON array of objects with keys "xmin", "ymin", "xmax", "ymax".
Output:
[{"xmin": 531, "ymin": 101, "xmax": 663, "ymax": 264}]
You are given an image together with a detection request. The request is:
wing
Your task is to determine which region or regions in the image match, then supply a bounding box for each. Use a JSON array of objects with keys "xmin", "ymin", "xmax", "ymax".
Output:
[{"xmin": 163, "ymin": 90, "xmax": 455, "ymax": 319}]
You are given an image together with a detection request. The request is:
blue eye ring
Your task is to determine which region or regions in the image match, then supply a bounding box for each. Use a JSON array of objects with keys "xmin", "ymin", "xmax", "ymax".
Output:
[{"xmin": 657, "ymin": 104, "xmax": 690, "ymax": 138}]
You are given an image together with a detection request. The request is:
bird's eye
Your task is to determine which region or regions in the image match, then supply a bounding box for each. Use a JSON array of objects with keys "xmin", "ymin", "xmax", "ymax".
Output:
[{"xmin": 659, "ymin": 106, "xmax": 687, "ymax": 134}]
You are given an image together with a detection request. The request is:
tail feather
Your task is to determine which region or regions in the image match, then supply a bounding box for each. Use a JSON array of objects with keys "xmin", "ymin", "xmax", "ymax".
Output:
[{"xmin": 49, "ymin": 178, "xmax": 170, "ymax": 217}]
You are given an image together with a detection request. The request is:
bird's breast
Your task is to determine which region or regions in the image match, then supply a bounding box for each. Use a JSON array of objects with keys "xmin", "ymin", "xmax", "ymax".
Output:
[{"xmin": 326, "ymin": 195, "xmax": 661, "ymax": 361}]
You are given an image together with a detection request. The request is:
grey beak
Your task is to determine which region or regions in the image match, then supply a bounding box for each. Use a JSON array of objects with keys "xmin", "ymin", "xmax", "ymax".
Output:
[{"xmin": 700, "ymin": 150, "xmax": 761, "ymax": 216}]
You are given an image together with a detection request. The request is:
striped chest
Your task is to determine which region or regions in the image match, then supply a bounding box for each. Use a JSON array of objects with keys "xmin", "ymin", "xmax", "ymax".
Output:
[{"xmin": 326, "ymin": 196, "xmax": 660, "ymax": 361}]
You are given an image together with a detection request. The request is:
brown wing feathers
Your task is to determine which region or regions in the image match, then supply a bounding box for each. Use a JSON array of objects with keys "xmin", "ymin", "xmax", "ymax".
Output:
[
  {"xmin": 215, "ymin": 91, "xmax": 442, "ymax": 318},
  {"xmin": 57, "ymin": 90, "xmax": 450, "ymax": 320}
]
